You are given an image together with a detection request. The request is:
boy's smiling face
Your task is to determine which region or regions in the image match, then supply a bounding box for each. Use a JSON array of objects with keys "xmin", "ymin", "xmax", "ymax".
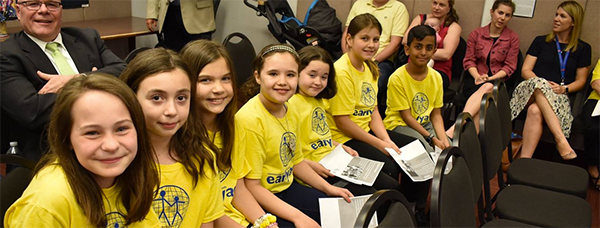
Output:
[{"xmin": 405, "ymin": 35, "xmax": 437, "ymax": 68}]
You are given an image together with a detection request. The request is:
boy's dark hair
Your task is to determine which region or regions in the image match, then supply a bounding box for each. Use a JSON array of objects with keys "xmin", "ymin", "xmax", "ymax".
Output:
[{"xmin": 406, "ymin": 25, "xmax": 437, "ymax": 46}]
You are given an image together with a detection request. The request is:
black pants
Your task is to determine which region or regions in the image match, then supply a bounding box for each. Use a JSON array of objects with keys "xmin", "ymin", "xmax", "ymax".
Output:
[
  {"xmin": 271, "ymin": 182, "xmax": 327, "ymax": 227},
  {"xmin": 161, "ymin": 5, "xmax": 212, "ymax": 52},
  {"xmin": 344, "ymin": 130, "xmax": 430, "ymax": 209},
  {"xmin": 582, "ymin": 99, "xmax": 599, "ymax": 166}
]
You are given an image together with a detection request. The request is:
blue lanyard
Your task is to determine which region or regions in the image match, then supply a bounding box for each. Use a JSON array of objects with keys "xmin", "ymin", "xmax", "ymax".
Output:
[{"xmin": 555, "ymin": 38, "xmax": 570, "ymax": 86}]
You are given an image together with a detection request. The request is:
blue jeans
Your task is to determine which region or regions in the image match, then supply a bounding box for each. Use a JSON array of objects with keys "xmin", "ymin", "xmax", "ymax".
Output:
[{"xmin": 377, "ymin": 60, "xmax": 396, "ymax": 118}]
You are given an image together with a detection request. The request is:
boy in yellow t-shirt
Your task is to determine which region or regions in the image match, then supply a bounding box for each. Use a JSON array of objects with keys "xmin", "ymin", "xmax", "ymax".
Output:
[{"xmin": 384, "ymin": 25, "xmax": 451, "ymax": 152}]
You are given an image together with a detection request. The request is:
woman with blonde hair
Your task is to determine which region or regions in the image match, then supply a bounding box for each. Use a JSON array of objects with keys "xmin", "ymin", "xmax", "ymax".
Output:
[{"xmin": 510, "ymin": 0, "xmax": 591, "ymax": 159}]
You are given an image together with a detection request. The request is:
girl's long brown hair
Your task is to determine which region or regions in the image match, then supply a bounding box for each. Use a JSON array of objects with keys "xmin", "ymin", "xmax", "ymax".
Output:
[
  {"xmin": 347, "ymin": 13, "xmax": 381, "ymax": 81},
  {"xmin": 40, "ymin": 73, "xmax": 159, "ymax": 227},
  {"xmin": 180, "ymin": 40, "xmax": 238, "ymax": 171},
  {"xmin": 120, "ymin": 48, "xmax": 217, "ymax": 187}
]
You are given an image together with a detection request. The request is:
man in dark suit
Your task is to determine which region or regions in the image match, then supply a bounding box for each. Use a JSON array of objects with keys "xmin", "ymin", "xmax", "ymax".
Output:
[{"xmin": 0, "ymin": 0, "xmax": 126, "ymax": 160}]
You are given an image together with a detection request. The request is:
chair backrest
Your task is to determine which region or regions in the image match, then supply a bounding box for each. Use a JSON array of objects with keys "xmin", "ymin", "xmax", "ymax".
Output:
[
  {"xmin": 479, "ymin": 94, "xmax": 503, "ymax": 181},
  {"xmin": 570, "ymin": 68, "xmax": 595, "ymax": 118},
  {"xmin": 431, "ymin": 147, "xmax": 476, "ymax": 228},
  {"xmin": 1, "ymin": 155, "xmax": 37, "ymax": 225},
  {"xmin": 222, "ymin": 32, "xmax": 256, "ymax": 88},
  {"xmin": 354, "ymin": 189, "xmax": 416, "ymax": 228},
  {"xmin": 504, "ymin": 50, "xmax": 524, "ymax": 96},
  {"xmin": 452, "ymin": 112, "xmax": 483, "ymax": 202},
  {"xmin": 450, "ymin": 37, "xmax": 467, "ymax": 84},
  {"xmin": 124, "ymin": 47, "xmax": 151, "ymax": 64},
  {"xmin": 493, "ymin": 80, "xmax": 512, "ymax": 149}
]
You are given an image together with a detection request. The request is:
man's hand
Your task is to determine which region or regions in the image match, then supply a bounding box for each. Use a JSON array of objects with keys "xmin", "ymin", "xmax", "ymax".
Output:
[
  {"xmin": 146, "ymin": 19, "xmax": 158, "ymax": 32},
  {"xmin": 37, "ymin": 71, "xmax": 77, "ymax": 94},
  {"xmin": 38, "ymin": 67, "xmax": 97, "ymax": 94}
]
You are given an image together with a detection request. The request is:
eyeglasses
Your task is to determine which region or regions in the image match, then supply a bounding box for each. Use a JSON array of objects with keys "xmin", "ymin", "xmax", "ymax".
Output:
[{"xmin": 19, "ymin": 1, "xmax": 62, "ymax": 12}]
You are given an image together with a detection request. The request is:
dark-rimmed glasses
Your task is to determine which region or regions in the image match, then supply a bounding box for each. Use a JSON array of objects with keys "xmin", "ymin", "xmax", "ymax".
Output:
[{"xmin": 19, "ymin": 1, "xmax": 62, "ymax": 12}]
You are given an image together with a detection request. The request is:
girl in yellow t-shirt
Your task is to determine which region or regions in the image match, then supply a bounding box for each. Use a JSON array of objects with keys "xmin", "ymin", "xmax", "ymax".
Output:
[
  {"xmin": 237, "ymin": 44, "xmax": 353, "ymax": 228},
  {"xmin": 331, "ymin": 13, "xmax": 429, "ymax": 216},
  {"xmin": 180, "ymin": 40, "xmax": 277, "ymax": 228},
  {"xmin": 289, "ymin": 46, "xmax": 400, "ymax": 195},
  {"xmin": 120, "ymin": 48, "xmax": 223, "ymax": 228},
  {"xmin": 5, "ymin": 74, "xmax": 160, "ymax": 228}
]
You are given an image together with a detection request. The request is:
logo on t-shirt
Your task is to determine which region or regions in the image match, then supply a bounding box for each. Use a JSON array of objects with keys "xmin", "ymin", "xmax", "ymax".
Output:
[
  {"xmin": 219, "ymin": 168, "xmax": 231, "ymax": 183},
  {"xmin": 152, "ymin": 185, "xmax": 190, "ymax": 228},
  {"xmin": 312, "ymin": 107, "xmax": 329, "ymax": 135},
  {"xmin": 279, "ymin": 132, "xmax": 297, "ymax": 166},
  {"xmin": 361, "ymin": 82, "xmax": 376, "ymax": 107},
  {"xmin": 106, "ymin": 212, "xmax": 127, "ymax": 228},
  {"xmin": 412, "ymin": 92, "xmax": 430, "ymax": 123}
]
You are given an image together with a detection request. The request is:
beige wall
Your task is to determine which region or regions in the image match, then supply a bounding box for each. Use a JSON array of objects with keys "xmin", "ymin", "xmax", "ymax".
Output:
[{"xmin": 300, "ymin": 0, "xmax": 599, "ymax": 65}]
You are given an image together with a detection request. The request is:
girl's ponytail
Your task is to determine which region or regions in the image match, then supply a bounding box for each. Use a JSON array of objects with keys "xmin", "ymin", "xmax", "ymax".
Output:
[{"xmin": 366, "ymin": 60, "xmax": 379, "ymax": 81}]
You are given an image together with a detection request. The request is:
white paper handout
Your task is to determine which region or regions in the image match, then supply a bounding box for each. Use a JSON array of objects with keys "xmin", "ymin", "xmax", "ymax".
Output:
[
  {"xmin": 319, "ymin": 144, "xmax": 384, "ymax": 186},
  {"xmin": 319, "ymin": 195, "xmax": 377, "ymax": 228},
  {"xmin": 387, "ymin": 140, "xmax": 436, "ymax": 182},
  {"xmin": 592, "ymin": 100, "xmax": 600, "ymax": 117}
]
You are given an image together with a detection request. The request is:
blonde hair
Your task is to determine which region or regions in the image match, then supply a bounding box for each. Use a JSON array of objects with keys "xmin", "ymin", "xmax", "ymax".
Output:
[{"xmin": 545, "ymin": 1, "xmax": 584, "ymax": 52}]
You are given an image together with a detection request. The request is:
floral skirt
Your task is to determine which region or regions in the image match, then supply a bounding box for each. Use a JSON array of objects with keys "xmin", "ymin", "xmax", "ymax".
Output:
[{"xmin": 509, "ymin": 77, "xmax": 573, "ymax": 137}]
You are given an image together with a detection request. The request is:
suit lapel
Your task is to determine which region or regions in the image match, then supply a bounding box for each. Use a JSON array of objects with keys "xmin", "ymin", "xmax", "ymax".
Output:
[
  {"xmin": 18, "ymin": 32, "xmax": 58, "ymax": 75},
  {"xmin": 62, "ymin": 32, "xmax": 92, "ymax": 73}
]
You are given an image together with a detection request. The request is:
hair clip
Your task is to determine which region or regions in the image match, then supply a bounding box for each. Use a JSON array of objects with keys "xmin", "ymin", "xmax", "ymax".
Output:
[{"xmin": 261, "ymin": 45, "xmax": 299, "ymax": 58}]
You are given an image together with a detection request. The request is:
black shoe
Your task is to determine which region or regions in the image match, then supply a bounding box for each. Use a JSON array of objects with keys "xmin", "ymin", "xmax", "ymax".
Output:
[{"xmin": 414, "ymin": 209, "xmax": 430, "ymax": 227}]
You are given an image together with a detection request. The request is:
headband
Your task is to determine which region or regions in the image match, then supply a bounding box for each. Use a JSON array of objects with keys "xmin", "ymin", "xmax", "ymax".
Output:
[{"xmin": 260, "ymin": 45, "xmax": 299, "ymax": 58}]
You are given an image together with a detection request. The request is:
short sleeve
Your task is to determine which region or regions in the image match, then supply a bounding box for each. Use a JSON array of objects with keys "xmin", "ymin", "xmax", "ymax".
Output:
[
  {"xmin": 5, "ymin": 203, "xmax": 65, "ymax": 228},
  {"xmin": 526, "ymin": 36, "xmax": 544, "ymax": 57},
  {"xmin": 233, "ymin": 126, "xmax": 252, "ymax": 178},
  {"xmin": 576, "ymin": 41, "xmax": 592, "ymax": 68},
  {"xmin": 242, "ymin": 128, "xmax": 266, "ymax": 179},
  {"xmin": 387, "ymin": 72, "xmax": 410, "ymax": 111},
  {"xmin": 330, "ymin": 69, "xmax": 356, "ymax": 116},
  {"xmin": 345, "ymin": 1, "xmax": 359, "ymax": 26},
  {"xmin": 433, "ymin": 72, "xmax": 444, "ymax": 109},
  {"xmin": 391, "ymin": 3, "xmax": 410, "ymax": 37},
  {"xmin": 202, "ymin": 167, "xmax": 225, "ymax": 223}
]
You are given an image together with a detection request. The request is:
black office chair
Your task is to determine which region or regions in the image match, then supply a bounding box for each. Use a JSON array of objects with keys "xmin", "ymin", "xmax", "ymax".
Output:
[
  {"xmin": 430, "ymin": 147, "xmax": 535, "ymax": 228},
  {"xmin": 1, "ymin": 154, "xmax": 37, "ymax": 225},
  {"xmin": 442, "ymin": 37, "xmax": 467, "ymax": 128},
  {"xmin": 494, "ymin": 80, "xmax": 589, "ymax": 199},
  {"xmin": 479, "ymin": 94, "xmax": 592, "ymax": 227},
  {"xmin": 222, "ymin": 32, "xmax": 256, "ymax": 89},
  {"xmin": 124, "ymin": 47, "xmax": 152, "ymax": 64},
  {"xmin": 354, "ymin": 189, "xmax": 416, "ymax": 228}
]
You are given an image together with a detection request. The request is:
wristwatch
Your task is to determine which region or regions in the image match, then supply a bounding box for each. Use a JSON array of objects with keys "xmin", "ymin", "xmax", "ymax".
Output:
[
  {"xmin": 425, "ymin": 134, "xmax": 434, "ymax": 145},
  {"xmin": 564, "ymin": 85, "xmax": 569, "ymax": 94}
]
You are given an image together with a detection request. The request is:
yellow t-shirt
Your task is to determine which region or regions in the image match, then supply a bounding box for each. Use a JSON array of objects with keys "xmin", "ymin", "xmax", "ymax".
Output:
[
  {"xmin": 288, "ymin": 94, "xmax": 334, "ymax": 162},
  {"xmin": 153, "ymin": 161, "xmax": 224, "ymax": 228},
  {"xmin": 209, "ymin": 129, "xmax": 252, "ymax": 227},
  {"xmin": 330, "ymin": 53, "xmax": 379, "ymax": 143},
  {"xmin": 5, "ymin": 165, "xmax": 160, "ymax": 228},
  {"xmin": 587, "ymin": 59, "xmax": 600, "ymax": 100},
  {"xmin": 384, "ymin": 65, "xmax": 444, "ymax": 129},
  {"xmin": 345, "ymin": 0, "xmax": 410, "ymax": 57},
  {"xmin": 236, "ymin": 96, "xmax": 304, "ymax": 193}
]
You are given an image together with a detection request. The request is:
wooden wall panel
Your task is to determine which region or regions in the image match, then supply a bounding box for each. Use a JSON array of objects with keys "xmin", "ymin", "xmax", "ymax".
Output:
[{"xmin": 84, "ymin": 0, "xmax": 131, "ymax": 20}]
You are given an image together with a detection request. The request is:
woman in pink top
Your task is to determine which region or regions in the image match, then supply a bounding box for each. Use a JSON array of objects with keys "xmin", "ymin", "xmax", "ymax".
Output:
[{"xmin": 448, "ymin": 0, "xmax": 519, "ymax": 137}]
